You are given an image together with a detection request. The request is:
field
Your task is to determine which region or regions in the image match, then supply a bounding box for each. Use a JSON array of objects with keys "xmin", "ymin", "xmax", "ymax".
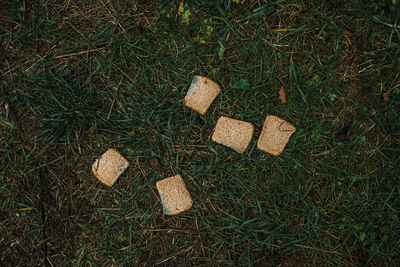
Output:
[{"xmin": 1, "ymin": 0, "xmax": 399, "ymax": 266}]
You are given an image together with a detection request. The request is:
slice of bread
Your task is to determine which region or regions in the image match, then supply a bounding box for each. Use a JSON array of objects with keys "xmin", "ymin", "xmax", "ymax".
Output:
[
  {"xmin": 212, "ymin": 116, "xmax": 255, "ymax": 153},
  {"xmin": 257, "ymin": 115, "xmax": 296, "ymax": 156},
  {"xmin": 92, "ymin": 149, "xmax": 129, "ymax": 186},
  {"xmin": 184, "ymin": 75, "xmax": 221, "ymax": 115},
  {"xmin": 156, "ymin": 175, "xmax": 193, "ymax": 215}
]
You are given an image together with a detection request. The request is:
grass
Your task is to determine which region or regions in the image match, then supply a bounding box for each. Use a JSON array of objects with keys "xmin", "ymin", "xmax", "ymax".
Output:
[{"xmin": 1, "ymin": 0, "xmax": 399, "ymax": 265}]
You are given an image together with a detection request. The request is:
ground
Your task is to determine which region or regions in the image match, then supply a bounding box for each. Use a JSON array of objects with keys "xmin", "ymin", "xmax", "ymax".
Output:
[{"xmin": 0, "ymin": 0, "xmax": 399, "ymax": 266}]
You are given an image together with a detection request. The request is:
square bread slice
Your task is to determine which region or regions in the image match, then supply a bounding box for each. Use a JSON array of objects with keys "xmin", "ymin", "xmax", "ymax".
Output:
[
  {"xmin": 184, "ymin": 75, "xmax": 221, "ymax": 115},
  {"xmin": 212, "ymin": 116, "xmax": 255, "ymax": 153},
  {"xmin": 92, "ymin": 149, "xmax": 129, "ymax": 186},
  {"xmin": 257, "ymin": 115, "xmax": 296, "ymax": 156},
  {"xmin": 156, "ymin": 175, "xmax": 193, "ymax": 215}
]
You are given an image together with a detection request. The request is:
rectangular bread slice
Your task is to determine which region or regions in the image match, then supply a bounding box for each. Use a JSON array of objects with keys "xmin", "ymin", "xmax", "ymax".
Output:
[
  {"xmin": 184, "ymin": 75, "xmax": 221, "ymax": 115},
  {"xmin": 92, "ymin": 149, "xmax": 129, "ymax": 186},
  {"xmin": 156, "ymin": 175, "xmax": 193, "ymax": 215},
  {"xmin": 257, "ymin": 115, "xmax": 296, "ymax": 156},
  {"xmin": 212, "ymin": 116, "xmax": 255, "ymax": 153}
]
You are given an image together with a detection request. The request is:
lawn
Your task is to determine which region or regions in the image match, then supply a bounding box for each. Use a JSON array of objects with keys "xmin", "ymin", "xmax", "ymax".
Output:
[{"xmin": 1, "ymin": 0, "xmax": 399, "ymax": 266}]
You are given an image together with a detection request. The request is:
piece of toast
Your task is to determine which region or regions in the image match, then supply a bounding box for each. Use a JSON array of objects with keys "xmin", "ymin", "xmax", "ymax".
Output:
[
  {"xmin": 156, "ymin": 175, "xmax": 193, "ymax": 215},
  {"xmin": 257, "ymin": 115, "xmax": 296, "ymax": 156},
  {"xmin": 211, "ymin": 116, "xmax": 255, "ymax": 153},
  {"xmin": 184, "ymin": 75, "xmax": 221, "ymax": 115},
  {"xmin": 92, "ymin": 149, "xmax": 129, "ymax": 186}
]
